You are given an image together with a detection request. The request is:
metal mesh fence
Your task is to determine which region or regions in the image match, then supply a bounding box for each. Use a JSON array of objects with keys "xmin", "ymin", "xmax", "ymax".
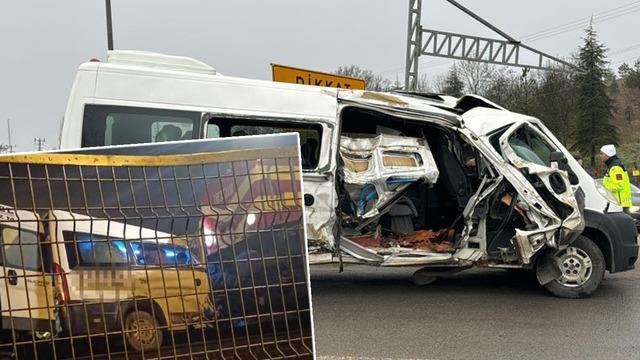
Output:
[{"xmin": 0, "ymin": 144, "xmax": 312, "ymax": 359}]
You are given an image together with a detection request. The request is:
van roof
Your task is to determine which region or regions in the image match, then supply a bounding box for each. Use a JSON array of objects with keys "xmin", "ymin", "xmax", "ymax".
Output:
[
  {"xmin": 83, "ymin": 51, "xmax": 528, "ymax": 133},
  {"xmin": 107, "ymin": 50, "xmax": 217, "ymax": 75},
  {"xmin": 50, "ymin": 210, "xmax": 174, "ymax": 240},
  {"xmin": 461, "ymin": 107, "xmax": 538, "ymax": 135}
]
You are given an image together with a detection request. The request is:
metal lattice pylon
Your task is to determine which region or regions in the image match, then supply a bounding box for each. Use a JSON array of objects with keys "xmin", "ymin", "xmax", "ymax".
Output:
[{"xmin": 404, "ymin": 0, "xmax": 582, "ymax": 90}]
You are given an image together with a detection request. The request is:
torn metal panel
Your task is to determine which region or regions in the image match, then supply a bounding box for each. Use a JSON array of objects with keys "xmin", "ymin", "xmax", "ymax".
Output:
[
  {"xmin": 379, "ymin": 252, "xmax": 454, "ymax": 266},
  {"xmin": 303, "ymin": 173, "xmax": 337, "ymax": 249},
  {"xmin": 455, "ymin": 126, "xmax": 583, "ymax": 264},
  {"xmin": 339, "ymin": 134, "xmax": 439, "ymax": 219},
  {"xmin": 496, "ymin": 121, "xmax": 584, "ymax": 262},
  {"xmin": 513, "ymin": 227, "xmax": 557, "ymax": 264},
  {"xmin": 339, "ymin": 236, "xmax": 385, "ymax": 264},
  {"xmin": 338, "ymin": 92, "xmax": 462, "ymax": 128}
]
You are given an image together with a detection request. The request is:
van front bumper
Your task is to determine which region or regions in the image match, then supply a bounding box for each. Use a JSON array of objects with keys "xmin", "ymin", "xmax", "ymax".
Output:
[{"xmin": 586, "ymin": 209, "xmax": 639, "ymax": 273}]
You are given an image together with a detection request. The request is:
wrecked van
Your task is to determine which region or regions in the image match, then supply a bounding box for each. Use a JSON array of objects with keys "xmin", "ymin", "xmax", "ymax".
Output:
[{"xmin": 59, "ymin": 51, "xmax": 638, "ymax": 298}]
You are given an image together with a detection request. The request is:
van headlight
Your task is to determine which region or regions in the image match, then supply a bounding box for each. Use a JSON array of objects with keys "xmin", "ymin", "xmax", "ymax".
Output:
[{"xmin": 594, "ymin": 179, "xmax": 619, "ymax": 204}]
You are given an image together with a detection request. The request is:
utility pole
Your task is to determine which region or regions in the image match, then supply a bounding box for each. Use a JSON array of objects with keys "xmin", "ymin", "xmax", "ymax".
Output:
[
  {"xmin": 34, "ymin": 138, "xmax": 46, "ymax": 151},
  {"xmin": 6, "ymin": 118, "xmax": 14, "ymax": 153},
  {"xmin": 105, "ymin": 0, "xmax": 114, "ymax": 50}
]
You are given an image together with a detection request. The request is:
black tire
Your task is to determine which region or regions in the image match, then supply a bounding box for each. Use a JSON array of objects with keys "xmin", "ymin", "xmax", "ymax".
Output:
[
  {"xmin": 124, "ymin": 310, "xmax": 163, "ymax": 352},
  {"xmin": 539, "ymin": 236, "xmax": 605, "ymax": 298},
  {"xmin": 409, "ymin": 268, "xmax": 438, "ymax": 286}
]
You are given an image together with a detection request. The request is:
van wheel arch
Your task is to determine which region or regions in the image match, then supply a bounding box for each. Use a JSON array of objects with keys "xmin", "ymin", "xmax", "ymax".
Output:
[
  {"xmin": 121, "ymin": 298, "xmax": 167, "ymax": 328},
  {"xmin": 581, "ymin": 227, "xmax": 613, "ymax": 272}
]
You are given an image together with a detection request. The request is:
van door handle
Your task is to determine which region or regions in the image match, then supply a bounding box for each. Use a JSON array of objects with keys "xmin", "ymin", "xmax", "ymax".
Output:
[{"xmin": 7, "ymin": 270, "xmax": 18, "ymax": 286}]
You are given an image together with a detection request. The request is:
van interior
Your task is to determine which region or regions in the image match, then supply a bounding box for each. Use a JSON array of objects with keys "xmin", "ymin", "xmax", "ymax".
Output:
[
  {"xmin": 337, "ymin": 107, "xmax": 529, "ymax": 262},
  {"xmin": 80, "ymin": 103, "xmax": 532, "ymax": 263}
]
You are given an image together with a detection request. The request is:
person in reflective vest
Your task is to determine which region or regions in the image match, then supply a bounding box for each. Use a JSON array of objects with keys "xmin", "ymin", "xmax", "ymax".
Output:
[{"xmin": 599, "ymin": 144, "xmax": 632, "ymax": 209}]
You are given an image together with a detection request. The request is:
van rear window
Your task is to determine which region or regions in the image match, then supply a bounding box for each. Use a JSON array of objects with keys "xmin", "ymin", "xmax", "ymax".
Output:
[
  {"xmin": 0, "ymin": 226, "xmax": 42, "ymax": 271},
  {"xmin": 81, "ymin": 105, "xmax": 201, "ymax": 147}
]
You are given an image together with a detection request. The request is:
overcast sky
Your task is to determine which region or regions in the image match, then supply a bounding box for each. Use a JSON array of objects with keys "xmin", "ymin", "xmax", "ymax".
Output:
[{"xmin": 1, "ymin": 0, "xmax": 639, "ymax": 151}]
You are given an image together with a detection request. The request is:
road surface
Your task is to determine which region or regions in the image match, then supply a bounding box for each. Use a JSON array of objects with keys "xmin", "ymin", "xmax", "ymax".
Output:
[{"xmin": 311, "ymin": 264, "xmax": 640, "ymax": 360}]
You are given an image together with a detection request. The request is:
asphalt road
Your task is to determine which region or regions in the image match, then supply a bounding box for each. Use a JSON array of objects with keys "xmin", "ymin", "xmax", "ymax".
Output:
[{"xmin": 310, "ymin": 263, "xmax": 640, "ymax": 360}]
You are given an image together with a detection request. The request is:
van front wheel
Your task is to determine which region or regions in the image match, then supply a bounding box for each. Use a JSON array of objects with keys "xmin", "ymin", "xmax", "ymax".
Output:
[
  {"xmin": 539, "ymin": 236, "xmax": 605, "ymax": 298},
  {"xmin": 124, "ymin": 310, "xmax": 163, "ymax": 352}
]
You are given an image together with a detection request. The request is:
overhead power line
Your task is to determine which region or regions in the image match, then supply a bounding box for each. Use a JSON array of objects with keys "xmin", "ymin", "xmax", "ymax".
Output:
[
  {"xmin": 611, "ymin": 54, "xmax": 640, "ymax": 67},
  {"xmin": 609, "ymin": 42, "xmax": 640, "ymax": 57},
  {"xmin": 522, "ymin": 3, "xmax": 640, "ymax": 42},
  {"xmin": 518, "ymin": 1, "xmax": 640, "ymax": 40}
]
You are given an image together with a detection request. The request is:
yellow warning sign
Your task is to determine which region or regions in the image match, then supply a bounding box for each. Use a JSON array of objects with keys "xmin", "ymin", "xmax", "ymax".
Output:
[
  {"xmin": 633, "ymin": 169, "xmax": 640, "ymax": 177},
  {"xmin": 271, "ymin": 63, "xmax": 366, "ymax": 90}
]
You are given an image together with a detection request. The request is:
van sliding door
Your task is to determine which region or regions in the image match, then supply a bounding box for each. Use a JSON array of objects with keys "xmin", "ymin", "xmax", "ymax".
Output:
[{"xmin": 202, "ymin": 114, "xmax": 341, "ymax": 254}]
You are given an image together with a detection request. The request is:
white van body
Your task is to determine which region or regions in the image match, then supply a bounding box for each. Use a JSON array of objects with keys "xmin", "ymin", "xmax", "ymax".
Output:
[{"xmin": 59, "ymin": 51, "xmax": 638, "ymax": 298}]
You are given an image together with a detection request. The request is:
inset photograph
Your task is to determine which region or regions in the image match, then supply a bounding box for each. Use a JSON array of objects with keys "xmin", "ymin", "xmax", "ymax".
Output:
[{"xmin": 0, "ymin": 134, "xmax": 313, "ymax": 359}]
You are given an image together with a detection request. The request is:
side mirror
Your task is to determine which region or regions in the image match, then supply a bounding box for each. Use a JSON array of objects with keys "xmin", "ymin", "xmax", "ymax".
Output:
[
  {"xmin": 549, "ymin": 151, "xmax": 567, "ymax": 170},
  {"xmin": 550, "ymin": 151, "xmax": 579, "ymax": 186}
]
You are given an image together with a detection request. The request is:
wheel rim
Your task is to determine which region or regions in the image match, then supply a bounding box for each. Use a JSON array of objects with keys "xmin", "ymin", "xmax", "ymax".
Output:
[
  {"xmin": 127, "ymin": 313, "xmax": 157, "ymax": 348},
  {"xmin": 554, "ymin": 246, "xmax": 593, "ymax": 287}
]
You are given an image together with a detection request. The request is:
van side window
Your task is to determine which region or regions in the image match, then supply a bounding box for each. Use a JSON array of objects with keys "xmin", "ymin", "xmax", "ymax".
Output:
[
  {"xmin": 206, "ymin": 118, "xmax": 323, "ymax": 169},
  {"xmin": 0, "ymin": 226, "xmax": 42, "ymax": 271},
  {"xmin": 63, "ymin": 231, "xmax": 129, "ymax": 267},
  {"xmin": 82, "ymin": 105, "xmax": 201, "ymax": 147}
]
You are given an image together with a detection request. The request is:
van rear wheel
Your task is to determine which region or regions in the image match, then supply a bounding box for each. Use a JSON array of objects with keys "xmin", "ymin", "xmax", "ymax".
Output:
[
  {"xmin": 539, "ymin": 236, "xmax": 605, "ymax": 298},
  {"xmin": 124, "ymin": 310, "xmax": 163, "ymax": 352}
]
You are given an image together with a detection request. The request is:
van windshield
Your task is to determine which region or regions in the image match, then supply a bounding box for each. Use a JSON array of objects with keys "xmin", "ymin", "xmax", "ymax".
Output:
[
  {"xmin": 81, "ymin": 105, "xmax": 201, "ymax": 147},
  {"xmin": 506, "ymin": 126, "xmax": 557, "ymax": 167}
]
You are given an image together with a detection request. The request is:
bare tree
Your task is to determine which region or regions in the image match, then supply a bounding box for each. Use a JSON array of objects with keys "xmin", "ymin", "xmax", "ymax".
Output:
[
  {"xmin": 335, "ymin": 65, "xmax": 393, "ymax": 91},
  {"xmin": 483, "ymin": 70, "xmax": 518, "ymax": 106},
  {"xmin": 415, "ymin": 74, "xmax": 433, "ymax": 92},
  {"xmin": 432, "ymin": 73, "xmax": 448, "ymax": 94},
  {"xmin": 456, "ymin": 61, "xmax": 498, "ymax": 95}
]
